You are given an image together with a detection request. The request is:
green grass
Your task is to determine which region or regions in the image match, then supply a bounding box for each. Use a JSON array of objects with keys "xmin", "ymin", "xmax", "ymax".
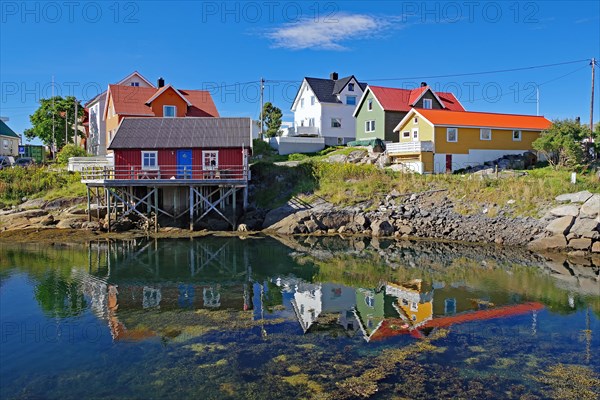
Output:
[
  {"xmin": 252, "ymin": 157, "xmax": 600, "ymax": 217},
  {"xmin": 0, "ymin": 166, "xmax": 86, "ymax": 207}
]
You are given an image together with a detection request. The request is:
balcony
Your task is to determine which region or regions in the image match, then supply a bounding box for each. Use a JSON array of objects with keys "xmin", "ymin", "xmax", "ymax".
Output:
[
  {"xmin": 285, "ymin": 126, "xmax": 320, "ymax": 137},
  {"xmin": 81, "ymin": 165, "xmax": 249, "ymax": 186},
  {"xmin": 386, "ymin": 141, "xmax": 433, "ymax": 155}
]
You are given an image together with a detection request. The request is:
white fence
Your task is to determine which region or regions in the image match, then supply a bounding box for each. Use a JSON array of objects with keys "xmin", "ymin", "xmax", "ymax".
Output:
[
  {"xmin": 68, "ymin": 156, "xmax": 111, "ymax": 172},
  {"xmin": 386, "ymin": 141, "xmax": 433, "ymax": 155}
]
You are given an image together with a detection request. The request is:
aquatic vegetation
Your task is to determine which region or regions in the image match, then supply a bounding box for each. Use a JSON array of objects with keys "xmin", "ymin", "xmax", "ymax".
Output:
[{"xmin": 534, "ymin": 363, "xmax": 600, "ymax": 400}]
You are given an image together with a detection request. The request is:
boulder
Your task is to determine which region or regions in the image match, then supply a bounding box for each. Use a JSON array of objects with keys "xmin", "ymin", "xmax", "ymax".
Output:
[
  {"xmin": 319, "ymin": 212, "xmax": 353, "ymax": 229},
  {"xmin": 56, "ymin": 218, "xmax": 85, "ymax": 229},
  {"xmin": 545, "ymin": 216, "xmax": 575, "ymax": 235},
  {"xmin": 580, "ymin": 194, "xmax": 600, "ymax": 218},
  {"xmin": 82, "ymin": 221, "xmax": 101, "ymax": 231},
  {"xmin": 346, "ymin": 150, "xmax": 367, "ymax": 163},
  {"xmin": 592, "ymin": 242, "xmax": 600, "ymax": 253},
  {"xmin": 570, "ymin": 217, "xmax": 599, "ymax": 237},
  {"xmin": 237, "ymin": 224, "xmax": 248, "ymax": 232},
  {"xmin": 370, "ymin": 219, "xmax": 394, "ymax": 237},
  {"xmin": 376, "ymin": 154, "xmax": 390, "ymax": 169},
  {"xmin": 262, "ymin": 204, "xmax": 296, "ymax": 228},
  {"xmin": 568, "ymin": 238, "xmax": 592, "ymax": 251},
  {"xmin": 528, "ymin": 235, "xmax": 567, "ymax": 251},
  {"xmin": 549, "ymin": 204, "xmax": 580, "ymax": 217},
  {"xmin": 265, "ymin": 210, "xmax": 310, "ymax": 235},
  {"xmin": 327, "ymin": 154, "xmax": 348, "ymax": 163},
  {"xmin": 354, "ymin": 214, "xmax": 368, "ymax": 228},
  {"xmin": 19, "ymin": 198, "xmax": 47, "ymax": 210},
  {"xmin": 304, "ymin": 219, "xmax": 320, "ymax": 233},
  {"xmin": 555, "ymin": 191, "xmax": 593, "ymax": 203}
]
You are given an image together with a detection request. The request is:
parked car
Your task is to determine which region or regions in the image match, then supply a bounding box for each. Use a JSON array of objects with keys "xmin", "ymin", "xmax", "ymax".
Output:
[
  {"xmin": 14, "ymin": 157, "xmax": 35, "ymax": 167},
  {"xmin": 0, "ymin": 155, "xmax": 15, "ymax": 170}
]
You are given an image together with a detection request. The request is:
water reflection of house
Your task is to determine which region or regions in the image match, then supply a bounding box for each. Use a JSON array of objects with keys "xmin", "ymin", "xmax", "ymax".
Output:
[
  {"xmin": 288, "ymin": 281, "xmax": 358, "ymax": 334},
  {"xmin": 353, "ymin": 279, "xmax": 544, "ymax": 342}
]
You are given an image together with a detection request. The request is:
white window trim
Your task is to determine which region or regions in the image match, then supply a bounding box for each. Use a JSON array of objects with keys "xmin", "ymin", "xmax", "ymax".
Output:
[
  {"xmin": 300, "ymin": 98, "xmax": 305, "ymax": 108},
  {"xmin": 402, "ymin": 131, "xmax": 410, "ymax": 139},
  {"xmin": 412, "ymin": 129, "xmax": 419, "ymax": 141},
  {"xmin": 480, "ymin": 128, "xmax": 492, "ymax": 141},
  {"xmin": 447, "ymin": 127, "xmax": 458, "ymax": 143},
  {"xmin": 423, "ymin": 98, "xmax": 433, "ymax": 109},
  {"xmin": 310, "ymin": 96, "xmax": 315, "ymax": 106},
  {"xmin": 367, "ymin": 99, "xmax": 373, "ymax": 111},
  {"xmin": 348, "ymin": 83, "xmax": 355, "ymax": 92},
  {"xmin": 141, "ymin": 151, "xmax": 158, "ymax": 170},
  {"xmin": 202, "ymin": 150, "xmax": 219, "ymax": 170},
  {"xmin": 512, "ymin": 130, "xmax": 522, "ymax": 141},
  {"xmin": 163, "ymin": 105, "xmax": 177, "ymax": 118},
  {"xmin": 365, "ymin": 120, "xmax": 375, "ymax": 133}
]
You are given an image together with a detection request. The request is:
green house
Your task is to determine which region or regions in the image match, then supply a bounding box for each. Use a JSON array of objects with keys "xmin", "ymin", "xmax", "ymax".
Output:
[{"xmin": 353, "ymin": 84, "xmax": 464, "ymax": 143}]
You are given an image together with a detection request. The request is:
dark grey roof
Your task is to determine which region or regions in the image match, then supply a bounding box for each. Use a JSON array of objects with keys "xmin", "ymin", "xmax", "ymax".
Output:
[
  {"xmin": 304, "ymin": 75, "xmax": 367, "ymax": 104},
  {"xmin": 109, "ymin": 117, "xmax": 251, "ymax": 149}
]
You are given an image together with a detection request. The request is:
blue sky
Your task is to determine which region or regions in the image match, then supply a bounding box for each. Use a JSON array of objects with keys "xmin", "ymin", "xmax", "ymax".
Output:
[{"xmin": 1, "ymin": 1, "xmax": 599, "ymax": 143}]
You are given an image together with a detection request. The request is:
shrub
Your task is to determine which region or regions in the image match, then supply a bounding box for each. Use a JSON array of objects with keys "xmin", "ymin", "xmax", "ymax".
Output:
[{"xmin": 56, "ymin": 144, "xmax": 88, "ymax": 165}]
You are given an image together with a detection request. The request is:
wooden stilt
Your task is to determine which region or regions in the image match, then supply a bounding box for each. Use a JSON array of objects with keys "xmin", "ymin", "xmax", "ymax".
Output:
[
  {"xmin": 232, "ymin": 187, "xmax": 237, "ymax": 230},
  {"xmin": 243, "ymin": 185, "xmax": 248, "ymax": 210},
  {"xmin": 154, "ymin": 187, "xmax": 159, "ymax": 233},
  {"xmin": 107, "ymin": 189, "xmax": 111, "ymax": 233},
  {"xmin": 86, "ymin": 186, "xmax": 91, "ymax": 222},
  {"xmin": 96, "ymin": 187, "xmax": 100, "ymax": 221},
  {"xmin": 189, "ymin": 186, "xmax": 194, "ymax": 231}
]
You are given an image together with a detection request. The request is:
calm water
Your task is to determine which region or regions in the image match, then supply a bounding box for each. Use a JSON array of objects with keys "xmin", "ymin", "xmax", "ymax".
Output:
[{"xmin": 1, "ymin": 236, "xmax": 598, "ymax": 399}]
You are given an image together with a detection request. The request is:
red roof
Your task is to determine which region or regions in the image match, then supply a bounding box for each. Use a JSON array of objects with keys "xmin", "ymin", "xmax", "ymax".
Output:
[
  {"xmin": 106, "ymin": 85, "xmax": 219, "ymax": 118},
  {"xmin": 370, "ymin": 302, "xmax": 544, "ymax": 342},
  {"xmin": 369, "ymin": 86, "xmax": 465, "ymax": 112},
  {"xmin": 417, "ymin": 109, "xmax": 552, "ymax": 130}
]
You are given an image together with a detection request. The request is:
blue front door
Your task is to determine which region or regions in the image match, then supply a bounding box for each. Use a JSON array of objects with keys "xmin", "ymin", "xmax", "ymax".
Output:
[{"xmin": 177, "ymin": 149, "xmax": 192, "ymax": 178}]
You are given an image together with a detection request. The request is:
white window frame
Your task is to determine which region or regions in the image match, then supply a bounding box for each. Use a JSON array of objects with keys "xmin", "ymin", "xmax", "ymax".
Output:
[
  {"xmin": 163, "ymin": 105, "xmax": 177, "ymax": 118},
  {"xmin": 346, "ymin": 96, "xmax": 357, "ymax": 106},
  {"xmin": 423, "ymin": 98, "xmax": 433, "ymax": 109},
  {"xmin": 131, "ymin": 82, "xmax": 140, "ymax": 87},
  {"xmin": 300, "ymin": 98, "xmax": 305, "ymax": 108},
  {"xmin": 447, "ymin": 127, "xmax": 458, "ymax": 142},
  {"xmin": 331, "ymin": 118, "xmax": 342, "ymax": 128},
  {"xmin": 480, "ymin": 128, "xmax": 492, "ymax": 141},
  {"xmin": 402, "ymin": 131, "xmax": 410, "ymax": 139},
  {"xmin": 365, "ymin": 120, "xmax": 375, "ymax": 133},
  {"xmin": 202, "ymin": 150, "xmax": 219, "ymax": 170},
  {"xmin": 141, "ymin": 151, "xmax": 158, "ymax": 170},
  {"xmin": 2, "ymin": 139, "xmax": 8, "ymax": 150},
  {"xmin": 367, "ymin": 99, "xmax": 373, "ymax": 111},
  {"xmin": 308, "ymin": 118, "xmax": 315, "ymax": 127},
  {"xmin": 310, "ymin": 96, "xmax": 315, "ymax": 106},
  {"xmin": 412, "ymin": 129, "xmax": 419, "ymax": 141},
  {"xmin": 348, "ymin": 83, "xmax": 355, "ymax": 92},
  {"xmin": 513, "ymin": 130, "xmax": 522, "ymax": 141}
]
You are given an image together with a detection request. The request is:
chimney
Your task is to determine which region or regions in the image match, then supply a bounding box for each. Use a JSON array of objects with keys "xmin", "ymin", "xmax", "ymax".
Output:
[
  {"xmin": 421, "ymin": 82, "xmax": 427, "ymax": 87},
  {"xmin": 575, "ymin": 116, "xmax": 581, "ymax": 125},
  {"xmin": 157, "ymin": 77, "xmax": 165, "ymax": 88},
  {"xmin": 330, "ymin": 72, "xmax": 338, "ymax": 81}
]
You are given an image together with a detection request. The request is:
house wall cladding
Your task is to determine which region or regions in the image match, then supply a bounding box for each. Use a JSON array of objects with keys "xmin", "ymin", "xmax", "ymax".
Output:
[{"xmin": 114, "ymin": 148, "xmax": 244, "ymax": 179}]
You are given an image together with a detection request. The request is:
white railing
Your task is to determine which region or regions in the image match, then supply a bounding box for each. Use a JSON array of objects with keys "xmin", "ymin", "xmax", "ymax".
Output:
[
  {"xmin": 68, "ymin": 156, "xmax": 111, "ymax": 172},
  {"xmin": 81, "ymin": 165, "xmax": 249, "ymax": 182},
  {"xmin": 386, "ymin": 141, "xmax": 433, "ymax": 154},
  {"xmin": 286, "ymin": 126, "xmax": 320, "ymax": 137}
]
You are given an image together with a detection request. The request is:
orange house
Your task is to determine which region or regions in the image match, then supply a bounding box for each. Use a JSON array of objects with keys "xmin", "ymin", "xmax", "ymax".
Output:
[{"xmin": 103, "ymin": 82, "xmax": 219, "ymax": 151}]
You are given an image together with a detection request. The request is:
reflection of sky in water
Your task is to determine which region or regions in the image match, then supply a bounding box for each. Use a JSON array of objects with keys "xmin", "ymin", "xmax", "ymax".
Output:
[{"xmin": 1, "ymin": 237, "xmax": 598, "ymax": 399}]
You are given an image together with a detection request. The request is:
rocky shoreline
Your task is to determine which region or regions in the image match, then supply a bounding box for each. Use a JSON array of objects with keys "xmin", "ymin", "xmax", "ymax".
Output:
[{"xmin": 1, "ymin": 189, "xmax": 598, "ymax": 257}]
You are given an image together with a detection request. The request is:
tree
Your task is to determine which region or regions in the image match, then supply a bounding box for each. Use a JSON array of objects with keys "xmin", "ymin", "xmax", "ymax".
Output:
[
  {"xmin": 260, "ymin": 102, "xmax": 283, "ymax": 138},
  {"xmin": 533, "ymin": 119, "xmax": 596, "ymax": 169},
  {"xmin": 24, "ymin": 96, "xmax": 85, "ymax": 151}
]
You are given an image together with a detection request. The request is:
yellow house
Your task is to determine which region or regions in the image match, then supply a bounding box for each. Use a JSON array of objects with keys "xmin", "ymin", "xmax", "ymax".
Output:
[{"xmin": 390, "ymin": 109, "xmax": 552, "ymax": 173}]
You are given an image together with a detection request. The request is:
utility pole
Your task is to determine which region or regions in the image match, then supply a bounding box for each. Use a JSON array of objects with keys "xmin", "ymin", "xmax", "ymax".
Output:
[
  {"xmin": 590, "ymin": 57, "xmax": 595, "ymax": 142},
  {"xmin": 74, "ymin": 101, "xmax": 78, "ymax": 146},
  {"xmin": 65, "ymin": 109, "xmax": 68, "ymax": 145},
  {"xmin": 259, "ymin": 77, "xmax": 265, "ymax": 139},
  {"xmin": 52, "ymin": 76, "xmax": 55, "ymax": 159}
]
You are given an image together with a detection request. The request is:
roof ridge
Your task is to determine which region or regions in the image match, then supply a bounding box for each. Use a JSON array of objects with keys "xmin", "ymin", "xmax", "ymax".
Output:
[{"xmin": 420, "ymin": 108, "xmax": 547, "ymax": 118}]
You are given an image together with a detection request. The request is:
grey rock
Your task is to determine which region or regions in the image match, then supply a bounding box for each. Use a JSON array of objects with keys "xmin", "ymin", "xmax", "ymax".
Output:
[
  {"xmin": 528, "ymin": 235, "xmax": 567, "ymax": 251},
  {"xmin": 346, "ymin": 150, "xmax": 367, "ymax": 163},
  {"xmin": 580, "ymin": 194, "xmax": 600, "ymax": 218},
  {"xmin": 546, "ymin": 216, "xmax": 575, "ymax": 235},
  {"xmin": 56, "ymin": 218, "xmax": 85, "ymax": 229},
  {"xmin": 327, "ymin": 154, "xmax": 348, "ymax": 163},
  {"xmin": 592, "ymin": 242, "xmax": 600, "ymax": 253},
  {"xmin": 570, "ymin": 217, "xmax": 599, "ymax": 237},
  {"xmin": 549, "ymin": 204, "xmax": 580, "ymax": 217},
  {"xmin": 568, "ymin": 237, "xmax": 592, "ymax": 251},
  {"xmin": 370, "ymin": 219, "xmax": 395, "ymax": 237},
  {"xmin": 555, "ymin": 191, "xmax": 593, "ymax": 203}
]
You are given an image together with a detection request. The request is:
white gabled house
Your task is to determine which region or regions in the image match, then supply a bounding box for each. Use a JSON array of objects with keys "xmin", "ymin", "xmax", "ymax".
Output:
[{"xmin": 290, "ymin": 72, "xmax": 367, "ymax": 146}]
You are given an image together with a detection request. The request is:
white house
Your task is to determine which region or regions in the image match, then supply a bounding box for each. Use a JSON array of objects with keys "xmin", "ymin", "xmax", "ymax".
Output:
[
  {"xmin": 290, "ymin": 72, "xmax": 367, "ymax": 146},
  {"xmin": 85, "ymin": 71, "xmax": 155, "ymax": 156}
]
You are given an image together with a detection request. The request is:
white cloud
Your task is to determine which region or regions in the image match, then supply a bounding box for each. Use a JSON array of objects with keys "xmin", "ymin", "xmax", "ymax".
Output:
[{"xmin": 265, "ymin": 14, "xmax": 391, "ymax": 51}]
